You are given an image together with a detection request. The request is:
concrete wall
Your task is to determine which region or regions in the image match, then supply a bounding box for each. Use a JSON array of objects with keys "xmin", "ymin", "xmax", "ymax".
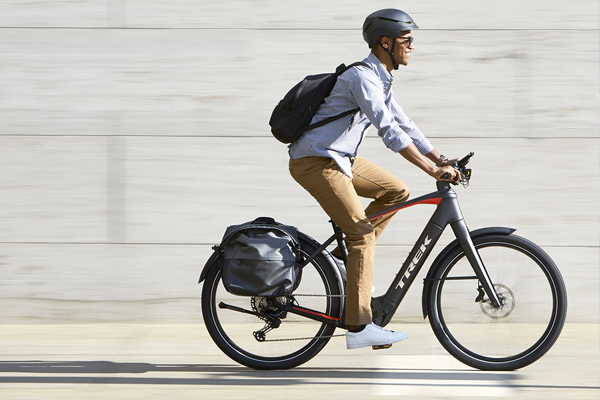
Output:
[{"xmin": 0, "ymin": 1, "xmax": 598, "ymax": 323}]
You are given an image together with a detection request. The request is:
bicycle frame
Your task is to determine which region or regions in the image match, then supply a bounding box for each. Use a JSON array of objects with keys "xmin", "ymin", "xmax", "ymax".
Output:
[{"xmin": 280, "ymin": 180, "xmax": 502, "ymax": 328}]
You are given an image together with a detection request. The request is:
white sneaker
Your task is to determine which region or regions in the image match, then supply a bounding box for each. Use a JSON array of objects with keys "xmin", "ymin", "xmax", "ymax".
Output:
[{"xmin": 346, "ymin": 323, "xmax": 408, "ymax": 349}]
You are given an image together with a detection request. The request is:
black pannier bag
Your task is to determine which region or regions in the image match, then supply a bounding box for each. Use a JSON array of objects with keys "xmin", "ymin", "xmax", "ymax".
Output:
[{"xmin": 217, "ymin": 217, "xmax": 303, "ymax": 297}]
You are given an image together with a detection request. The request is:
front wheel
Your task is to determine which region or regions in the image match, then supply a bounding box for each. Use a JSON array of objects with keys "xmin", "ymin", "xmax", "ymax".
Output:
[{"xmin": 427, "ymin": 234, "xmax": 567, "ymax": 370}]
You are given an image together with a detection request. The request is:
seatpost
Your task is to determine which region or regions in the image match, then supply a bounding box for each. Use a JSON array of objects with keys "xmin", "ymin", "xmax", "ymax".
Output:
[{"xmin": 330, "ymin": 220, "xmax": 348, "ymax": 266}]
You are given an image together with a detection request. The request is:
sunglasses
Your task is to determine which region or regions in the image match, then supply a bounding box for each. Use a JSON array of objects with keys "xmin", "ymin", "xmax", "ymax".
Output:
[{"xmin": 397, "ymin": 37, "xmax": 414, "ymax": 46}]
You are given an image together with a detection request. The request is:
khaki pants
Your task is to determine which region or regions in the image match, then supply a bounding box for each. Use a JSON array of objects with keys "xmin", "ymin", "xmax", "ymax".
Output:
[{"xmin": 289, "ymin": 156, "xmax": 409, "ymax": 325}]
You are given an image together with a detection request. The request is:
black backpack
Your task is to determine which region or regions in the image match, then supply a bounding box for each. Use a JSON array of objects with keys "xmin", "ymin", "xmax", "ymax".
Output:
[
  {"xmin": 269, "ymin": 62, "xmax": 370, "ymax": 144},
  {"xmin": 217, "ymin": 217, "xmax": 303, "ymax": 297}
]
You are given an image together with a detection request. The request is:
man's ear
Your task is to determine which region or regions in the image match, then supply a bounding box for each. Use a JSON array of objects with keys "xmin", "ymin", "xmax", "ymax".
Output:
[{"xmin": 380, "ymin": 36, "xmax": 393, "ymax": 49}]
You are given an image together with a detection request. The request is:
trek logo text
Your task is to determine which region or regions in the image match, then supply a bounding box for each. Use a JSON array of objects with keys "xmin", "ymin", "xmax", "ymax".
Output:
[{"xmin": 397, "ymin": 236, "xmax": 432, "ymax": 289}]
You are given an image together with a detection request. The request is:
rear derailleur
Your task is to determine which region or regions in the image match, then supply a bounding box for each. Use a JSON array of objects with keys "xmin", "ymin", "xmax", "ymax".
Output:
[{"xmin": 251, "ymin": 296, "xmax": 293, "ymax": 342}]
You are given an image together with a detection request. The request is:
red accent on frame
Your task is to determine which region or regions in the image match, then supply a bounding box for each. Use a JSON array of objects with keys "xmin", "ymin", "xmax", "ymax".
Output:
[
  {"xmin": 292, "ymin": 307, "xmax": 343, "ymax": 321},
  {"xmin": 368, "ymin": 197, "xmax": 442, "ymax": 221}
]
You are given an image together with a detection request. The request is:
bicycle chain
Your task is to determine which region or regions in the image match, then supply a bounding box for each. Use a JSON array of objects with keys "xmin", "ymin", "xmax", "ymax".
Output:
[
  {"xmin": 259, "ymin": 333, "xmax": 347, "ymax": 342},
  {"xmin": 253, "ymin": 293, "xmax": 347, "ymax": 342}
]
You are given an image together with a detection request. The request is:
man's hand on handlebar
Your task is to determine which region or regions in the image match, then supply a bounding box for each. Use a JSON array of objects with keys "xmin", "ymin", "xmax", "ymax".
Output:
[
  {"xmin": 399, "ymin": 146, "xmax": 470, "ymax": 185},
  {"xmin": 435, "ymin": 152, "xmax": 475, "ymax": 186},
  {"xmin": 433, "ymin": 165, "xmax": 460, "ymax": 183}
]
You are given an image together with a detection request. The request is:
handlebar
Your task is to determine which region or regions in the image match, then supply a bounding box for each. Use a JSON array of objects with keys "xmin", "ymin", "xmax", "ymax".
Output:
[{"xmin": 440, "ymin": 152, "xmax": 473, "ymax": 187}]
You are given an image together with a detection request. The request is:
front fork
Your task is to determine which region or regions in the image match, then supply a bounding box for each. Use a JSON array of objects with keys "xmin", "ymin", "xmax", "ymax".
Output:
[{"xmin": 451, "ymin": 220, "xmax": 502, "ymax": 308}]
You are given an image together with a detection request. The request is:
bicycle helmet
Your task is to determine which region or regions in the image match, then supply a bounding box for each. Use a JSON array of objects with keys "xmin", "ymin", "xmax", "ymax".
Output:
[{"xmin": 363, "ymin": 9, "xmax": 419, "ymax": 70}]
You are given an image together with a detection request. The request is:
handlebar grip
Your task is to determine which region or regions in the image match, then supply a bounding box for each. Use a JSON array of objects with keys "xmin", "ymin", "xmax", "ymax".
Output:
[{"xmin": 440, "ymin": 171, "xmax": 459, "ymax": 185}]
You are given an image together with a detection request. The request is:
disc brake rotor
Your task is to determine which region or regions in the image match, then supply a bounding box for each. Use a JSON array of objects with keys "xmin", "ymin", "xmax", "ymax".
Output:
[{"xmin": 479, "ymin": 284, "xmax": 515, "ymax": 319}]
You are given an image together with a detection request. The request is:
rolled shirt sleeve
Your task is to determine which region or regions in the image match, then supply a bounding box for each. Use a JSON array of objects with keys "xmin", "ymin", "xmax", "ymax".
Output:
[{"xmin": 389, "ymin": 92, "xmax": 433, "ymax": 155}]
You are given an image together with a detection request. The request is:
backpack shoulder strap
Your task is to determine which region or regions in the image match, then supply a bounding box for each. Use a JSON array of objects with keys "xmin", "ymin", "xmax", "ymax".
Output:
[
  {"xmin": 336, "ymin": 61, "xmax": 371, "ymax": 75},
  {"xmin": 300, "ymin": 108, "xmax": 358, "ymax": 133},
  {"xmin": 300, "ymin": 62, "xmax": 372, "ymax": 133}
]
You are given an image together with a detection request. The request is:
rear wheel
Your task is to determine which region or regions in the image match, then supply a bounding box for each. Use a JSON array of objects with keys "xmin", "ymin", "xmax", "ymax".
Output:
[
  {"xmin": 201, "ymin": 238, "xmax": 343, "ymax": 369},
  {"xmin": 427, "ymin": 234, "xmax": 567, "ymax": 370}
]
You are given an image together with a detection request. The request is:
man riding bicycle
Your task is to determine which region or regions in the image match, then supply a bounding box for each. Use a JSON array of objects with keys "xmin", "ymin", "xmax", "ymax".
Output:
[{"xmin": 288, "ymin": 8, "xmax": 460, "ymax": 349}]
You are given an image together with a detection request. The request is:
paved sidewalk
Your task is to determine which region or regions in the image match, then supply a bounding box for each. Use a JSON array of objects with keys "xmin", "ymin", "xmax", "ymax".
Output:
[{"xmin": 0, "ymin": 322, "xmax": 598, "ymax": 400}]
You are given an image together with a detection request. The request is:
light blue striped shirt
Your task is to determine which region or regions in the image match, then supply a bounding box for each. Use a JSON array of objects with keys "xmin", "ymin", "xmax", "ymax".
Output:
[{"xmin": 288, "ymin": 52, "xmax": 433, "ymax": 178}]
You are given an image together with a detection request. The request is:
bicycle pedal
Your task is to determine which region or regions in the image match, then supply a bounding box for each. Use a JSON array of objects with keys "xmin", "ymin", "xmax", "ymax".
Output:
[{"xmin": 372, "ymin": 344, "xmax": 392, "ymax": 350}]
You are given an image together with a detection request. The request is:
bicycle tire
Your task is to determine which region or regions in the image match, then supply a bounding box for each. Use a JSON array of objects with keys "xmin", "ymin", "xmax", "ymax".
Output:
[
  {"xmin": 427, "ymin": 234, "xmax": 567, "ymax": 371},
  {"xmin": 201, "ymin": 237, "xmax": 343, "ymax": 370}
]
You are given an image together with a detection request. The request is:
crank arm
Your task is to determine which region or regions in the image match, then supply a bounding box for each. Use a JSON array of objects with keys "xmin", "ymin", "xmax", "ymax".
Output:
[{"xmin": 218, "ymin": 302, "xmax": 260, "ymax": 317}]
